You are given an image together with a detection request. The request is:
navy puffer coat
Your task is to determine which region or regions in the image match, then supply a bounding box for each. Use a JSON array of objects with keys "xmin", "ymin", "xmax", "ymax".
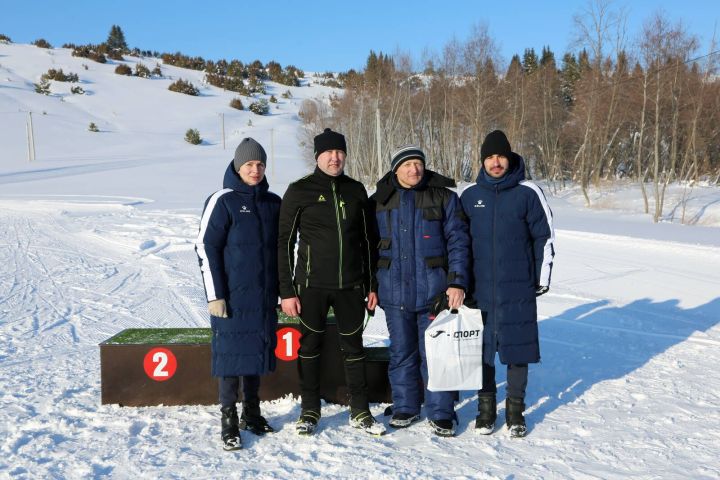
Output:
[
  {"xmin": 195, "ymin": 161, "xmax": 281, "ymax": 377},
  {"xmin": 460, "ymin": 154, "xmax": 555, "ymax": 365},
  {"xmin": 371, "ymin": 170, "xmax": 470, "ymax": 311}
]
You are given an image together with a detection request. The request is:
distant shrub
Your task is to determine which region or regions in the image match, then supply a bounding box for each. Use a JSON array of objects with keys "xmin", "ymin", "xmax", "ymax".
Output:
[
  {"xmin": 152, "ymin": 64, "xmax": 162, "ymax": 77},
  {"xmin": 88, "ymin": 122, "xmax": 99, "ymax": 132},
  {"xmin": 107, "ymin": 50, "xmax": 124, "ymax": 61},
  {"xmin": 71, "ymin": 85, "xmax": 84, "ymax": 94},
  {"xmin": 269, "ymin": 95, "xmax": 278, "ymax": 103},
  {"xmin": 72, "ymin": 45, "xmax": 107, "ymax": 64},
  {"xmin": 34, "ymin": 79, "xmax": 51, "ymax": 95},
  {"xmin": 41, "ymin": 68, "xmax": 79, "ymax": 82},
  {"xmin": 114, "ymin": 64, "xmax": 132, "ymax": 76},
  {"xmin": 33, "ymin": 38, "xmax": 52, "ymax": 49},
  {"xmin": 229, "ymin": 98, "xmax": 244, "ymax": 110},
  {"xmin": 134, "ymin": 63, "xmax": 151, "ymax": 78},
  {"xmin": 281, "ymin": 89, "xmax": 292, "ymax": 99},
  {"xmin": 168, "ymin": 79, "xmax": 199, "ymax": 96},
  {"xmin": 185, "ymin": 128, "xmax": 202, "ymax": 145},
  {"xmin": 0, "ymin": 34, "xmax": 11, "ymax": 44},
  {"xmin": 249, "ymin": 98, "xmax": 269, "ymax": 115}
]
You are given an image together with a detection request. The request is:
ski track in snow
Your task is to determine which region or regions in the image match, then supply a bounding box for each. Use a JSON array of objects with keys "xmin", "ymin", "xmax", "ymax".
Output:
[{"xmin": 1, "ymin": 199, "xmax": 719, "ymax": 479}]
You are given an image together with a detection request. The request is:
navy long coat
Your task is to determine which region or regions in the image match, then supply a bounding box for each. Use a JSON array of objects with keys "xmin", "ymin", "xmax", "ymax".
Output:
[
  {"xmin": 460, "ymin": 154, "xmax": 555, "ymax": 365},
  {"xmin": 195, "ymin": 162, "xmax": 280, "ymax": 377}
]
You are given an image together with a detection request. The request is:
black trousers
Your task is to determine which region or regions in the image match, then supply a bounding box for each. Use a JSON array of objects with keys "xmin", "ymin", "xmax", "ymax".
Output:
[
  {"xmin": 297, "ymin": 285, "xmax": 369, "ymax": 411},
  {"xmin": 219, "ymin": 375, "xmax": 260, "ymax": 408},
  {"xmin": 479, "ymin": 362, "xmax": 528, "ymax": 399}
]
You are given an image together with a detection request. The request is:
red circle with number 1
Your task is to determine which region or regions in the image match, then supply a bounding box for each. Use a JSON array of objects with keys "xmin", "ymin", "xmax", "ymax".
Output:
[
  {"xmin": 275, "ymin": 327, "xmax": 301, "ymax": 361},
  {"xmin": 143, "ymin": 347, "xmax": 177, "ymax": 381}
]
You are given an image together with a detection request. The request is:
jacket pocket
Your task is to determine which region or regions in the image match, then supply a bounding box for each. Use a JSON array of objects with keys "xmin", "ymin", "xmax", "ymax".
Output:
[
  {"xmin": 425, "ymin": 256, "xmax": 448, "ymax": 270},
  {"xmin": 377, "ymin": 257, "xmax": 392, "ymax": 269},
  {"xmin": 422, "ymin": 206, "xmax": 443, "ymax": 221}
]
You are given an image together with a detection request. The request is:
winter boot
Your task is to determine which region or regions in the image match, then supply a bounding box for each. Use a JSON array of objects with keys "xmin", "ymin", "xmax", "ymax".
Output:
[
  {"xmin": 475, "ymin": 394, "xmax": 497, "ymax": 434},
  {"xmin": 296, "ymin": 409, "xmax": 321, "ymax": 436},
  {"xmin": 239, "ymin": 399, "xmax": 274, "ymax": 435},
  {"xmin": 389, "ymin": 412, "xmax": 421, "ymax": 429},
  {"xmin": 428, "ymin": 419, "xmax": 456, "ymax": 437},
  {"xmin": 350, "ymin": 409, "xmax": 386, "ymax": 436},
  {"xmin": 220, "ymin": 405, "xmax": 242, "ymax": 451},
  {"xmin": 505, "ymin": 397, "xmax": 527, "ymax": 438}
]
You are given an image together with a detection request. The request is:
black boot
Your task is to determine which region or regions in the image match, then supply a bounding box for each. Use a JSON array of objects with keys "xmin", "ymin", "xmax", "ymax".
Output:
[
  {"xmin": 505, "ymin": 397, "xmax": 527, "ymax": 438},
  {"xmin": 239, "ymin": 399, "xmax": 274, "ymax": 435},
  {"xmin": 475, "ymin": 394, "xmax": 497, "ymax": 434},
  {"xmin": 221, "ymin": 405, "xmax": 242, "ymax": 450}
]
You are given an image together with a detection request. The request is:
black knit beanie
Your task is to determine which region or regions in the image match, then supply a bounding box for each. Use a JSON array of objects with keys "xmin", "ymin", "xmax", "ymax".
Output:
[
  {"xmin": 390, "ymin": 144, "xmax": 426, "ymax": 172},
  {"xmin": 480, "ymin": 130, "xmax": 512, "ymax": 160},
  {"xmin": 313, "ymin": 128, "xmax": 347, "ymax": 159},
  {"xmin": 233, "ymin": 137, "xmax": 267, "ymax": 171}
]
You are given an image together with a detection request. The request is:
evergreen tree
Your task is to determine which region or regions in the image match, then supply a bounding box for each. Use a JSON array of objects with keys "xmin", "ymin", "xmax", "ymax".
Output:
[
  {"xmin": 540, "ymin": 46, "xmax": 556, "ymax": 69},
  {"xmin": 522, "ymin": 48, "xmax": 539, "ymax": 75},
  {"xmin": 560, "ymin": 52, "xmax": 580, "ymax": 107},
  {"xmin": 106, "ymin": 25, "xmax": 127, "ymax": 51}
]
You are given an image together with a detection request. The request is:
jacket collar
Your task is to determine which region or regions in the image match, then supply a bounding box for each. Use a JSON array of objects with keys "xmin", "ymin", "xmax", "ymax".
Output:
[
  {"xmin": 374, "ymin": 170, "xmax": 456, "ymax": 205},
  {"xmin": 223, "ymin": 161, "xmax": 269, "ymax": 194}
]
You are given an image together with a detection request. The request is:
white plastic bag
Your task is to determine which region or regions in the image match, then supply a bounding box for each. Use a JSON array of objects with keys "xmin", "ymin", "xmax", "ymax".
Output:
[{"xmin": 425, "ymin": 305, "xmax": 484, "ymax": 391}]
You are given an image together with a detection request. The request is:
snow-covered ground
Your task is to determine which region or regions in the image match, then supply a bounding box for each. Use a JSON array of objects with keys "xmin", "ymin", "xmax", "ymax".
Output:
[{"xmin": 1, "ymin": 42, "xmax": 719, "ymax": 479}]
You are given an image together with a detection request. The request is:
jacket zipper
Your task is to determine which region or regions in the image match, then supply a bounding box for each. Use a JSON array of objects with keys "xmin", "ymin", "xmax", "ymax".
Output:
[
  {"xmin": 492, "ymin": 186, "xmax": 498, "ymax": 348},
  {"xmin": 331, "ymin": 181, "xmax": 343, "ymax": 288},
  {"xmin": 305, "ymin": 244, "xmax": 311, "ymax": 287}
]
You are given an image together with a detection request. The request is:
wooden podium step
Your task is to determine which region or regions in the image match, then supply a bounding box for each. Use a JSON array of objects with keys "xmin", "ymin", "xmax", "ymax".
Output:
[{"xmin": 100, "ymin": 317, "xmax": 391, "ymax": 407}]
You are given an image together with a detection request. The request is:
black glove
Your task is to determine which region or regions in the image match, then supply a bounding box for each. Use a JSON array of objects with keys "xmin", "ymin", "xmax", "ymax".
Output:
[
  {"xmin": 430, "ymin": 291, "xmax": 450, "ymax": 317},
  {"xmin": 536, "ymin": 285, "xmax": 549, "ymax": 297}
]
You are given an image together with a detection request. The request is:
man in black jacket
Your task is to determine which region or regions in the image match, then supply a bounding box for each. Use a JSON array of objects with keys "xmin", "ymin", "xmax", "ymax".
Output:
[{"xmin": 278, "ymin": 128, "xmax": 384, "ymax": 436}]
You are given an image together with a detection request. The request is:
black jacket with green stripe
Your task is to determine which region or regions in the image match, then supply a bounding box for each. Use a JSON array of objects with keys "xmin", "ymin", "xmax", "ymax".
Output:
[{"xmin": 278, "ymin": 167, "xmax": 377, "ymax": 298}]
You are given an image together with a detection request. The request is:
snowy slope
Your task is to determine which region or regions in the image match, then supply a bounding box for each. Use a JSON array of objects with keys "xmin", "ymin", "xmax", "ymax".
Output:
[{"xmin": 1, "ymin": 43, "xmax": 719, "ymax": 479}]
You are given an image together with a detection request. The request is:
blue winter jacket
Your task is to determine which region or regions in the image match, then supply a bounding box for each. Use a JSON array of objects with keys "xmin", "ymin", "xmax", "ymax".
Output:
[
  {"xmin": 460, "ymin": 154, "xmax": 555, "ymax": 365},
  {"xmin": 371, "ymin": 170, "xmax": 470, "ymax": 311},
  {"xmin": 195, "ymin": 161, "xmax": 281, "ymax": 377}
]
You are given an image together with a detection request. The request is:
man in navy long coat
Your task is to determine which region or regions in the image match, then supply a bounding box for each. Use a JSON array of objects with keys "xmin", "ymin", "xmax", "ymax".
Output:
[
  {"xmin": 460, "ymin": 130, "xmax": 555, "ymax": 438},
  {"xmin": 372, "ymin": 145, "xmax": 470, "ymax": 437},
  {"xmin": 195, "ymin": 138, "xmax": 281, "ymax": 450}
]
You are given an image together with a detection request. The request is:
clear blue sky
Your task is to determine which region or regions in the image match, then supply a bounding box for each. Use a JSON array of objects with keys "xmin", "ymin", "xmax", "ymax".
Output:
[{"xmin": 2, "ymin": 0, "xmax": 718, "ymax": 72}]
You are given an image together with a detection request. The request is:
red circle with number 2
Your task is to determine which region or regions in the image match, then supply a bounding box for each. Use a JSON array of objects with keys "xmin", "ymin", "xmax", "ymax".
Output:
[
  {"xmin": 143, "ymin": 347, "xmax": 178, "ymax": 381},
  {"xmin": 275, "ymin": 327, "xmax": 301, "ymax": 361}
]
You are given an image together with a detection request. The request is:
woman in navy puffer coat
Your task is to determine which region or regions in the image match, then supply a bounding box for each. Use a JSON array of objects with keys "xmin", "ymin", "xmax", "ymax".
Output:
[{"xmin": 195, "ymin": 138, "xmax": 280, "ymax": 449}]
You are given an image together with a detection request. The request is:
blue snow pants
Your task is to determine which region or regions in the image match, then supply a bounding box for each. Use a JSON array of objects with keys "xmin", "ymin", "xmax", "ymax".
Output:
[{"xmin": 385, "ymin": 307, "xmax": 457, "ymax": 421}]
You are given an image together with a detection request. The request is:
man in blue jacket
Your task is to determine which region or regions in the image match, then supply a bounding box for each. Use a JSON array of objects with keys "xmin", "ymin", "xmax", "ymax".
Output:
[
  {"xmin": 371, "ymin": 145, "xmax": 470, "ymax": 437},
  {"xmin": 460, "ymin": 130, "xmax": 555, "ymax": 438},
  {"xmin": 195, "ymin": 138, "xmax": 281, "ymax": 450}
]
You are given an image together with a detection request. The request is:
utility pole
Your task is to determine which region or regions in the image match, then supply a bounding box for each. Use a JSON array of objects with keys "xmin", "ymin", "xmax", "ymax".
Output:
[
  {"xmin": 26, "ymin": 112, "xmax": 36, "ymax": 162},
  {"xmin": 375, "ymin": 104, "xmax": 382, "ymax": 180},
  {"xmin": 220, "ymin": 113, "xmax": 225, "ymax": 149}
]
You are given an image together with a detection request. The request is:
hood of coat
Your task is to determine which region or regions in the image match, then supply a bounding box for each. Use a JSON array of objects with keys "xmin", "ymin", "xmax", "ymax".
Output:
[
  {"xmin": 222, "ymin": 160, "xmax": 269, "ymax": 194},
  {"xmin": 374, "ymin": 169, "xmax": 456, "ymax": 205},
  {"xmin": 475, "ymin": 152, "xmax": 526, "ymax": 191}
]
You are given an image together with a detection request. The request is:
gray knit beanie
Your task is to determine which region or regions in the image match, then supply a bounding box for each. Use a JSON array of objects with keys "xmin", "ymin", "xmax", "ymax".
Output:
[{"xmin": 233, "ymin": 137, "xmax": 267, "ymax": 171}]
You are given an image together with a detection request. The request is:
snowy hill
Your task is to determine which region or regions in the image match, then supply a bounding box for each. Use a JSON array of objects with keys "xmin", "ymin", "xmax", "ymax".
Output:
[{"xmin": 1, "ymin": 42, "xmax": 719, "ymax": 479}]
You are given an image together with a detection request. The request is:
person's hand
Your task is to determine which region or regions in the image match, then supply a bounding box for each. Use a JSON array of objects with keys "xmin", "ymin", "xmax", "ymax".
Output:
[
  {"xmin": 208, "ymin": 299, "xmax": 228, "ymax": 318},
  {"xmin": 446, "ymin": 287, "xmax": 465, "ymax": 310},
  {"xmin": 281, "ymin": 297, "xmax": 302, "ymax": 317},
  {"xmin": 367, "ymin": 292, "xmax": 378, "ymax": 312},
  {"xmin": 536, "ymin": 285, "xmax": 549, "ymax": 297}
]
